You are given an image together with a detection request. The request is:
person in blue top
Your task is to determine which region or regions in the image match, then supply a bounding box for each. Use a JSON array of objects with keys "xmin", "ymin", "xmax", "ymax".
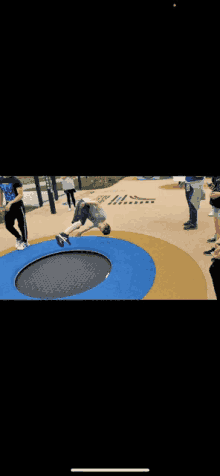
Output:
[
  {"xmin": 183, "ymin": 176, "xmax": 205, "ymax": 230},
  {"xmin": 0, "ymin": 176, "xmax": 29, "ymax": 250}
]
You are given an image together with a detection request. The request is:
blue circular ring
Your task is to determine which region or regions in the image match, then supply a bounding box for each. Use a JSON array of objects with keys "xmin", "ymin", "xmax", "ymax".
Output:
[{"xmin": 0, "ymin": 237, "xmax": 156, "ymax": 300}]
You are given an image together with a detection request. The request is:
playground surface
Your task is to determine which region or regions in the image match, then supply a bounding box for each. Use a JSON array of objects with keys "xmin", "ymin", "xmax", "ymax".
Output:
[{"xmin": 0, "ymin": 177, "xmax": 217, "ymax": 300}]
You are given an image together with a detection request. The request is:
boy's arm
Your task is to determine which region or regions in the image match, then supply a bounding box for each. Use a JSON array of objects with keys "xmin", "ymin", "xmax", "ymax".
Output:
[
  {"xmin": 0, "ymin": 189, "xmax": 3, "ymax": 207},
  {"xmin": 9, "ymin": 187, "xmax": 23, "ymax": 206},
  {"xmin": 76, "ymin": 223, "xmax": 96, "ymax": 236}
]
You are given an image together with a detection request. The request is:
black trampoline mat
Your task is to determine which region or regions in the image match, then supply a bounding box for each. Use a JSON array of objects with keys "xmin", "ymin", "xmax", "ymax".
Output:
[{"xmin": 15, "ymin": 251, "xmax": 112, "ymax": 299}]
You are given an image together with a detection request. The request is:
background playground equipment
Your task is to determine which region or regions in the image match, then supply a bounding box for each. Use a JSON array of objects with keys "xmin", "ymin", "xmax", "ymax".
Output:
[{"xmin": 34, "ymin": 176, "xmax": 57, "ymax": 214}]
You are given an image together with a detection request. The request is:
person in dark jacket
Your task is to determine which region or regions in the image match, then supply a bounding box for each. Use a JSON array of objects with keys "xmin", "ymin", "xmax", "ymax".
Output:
[
  {"xmin": 209, "ymin": 239, "xmax": 220, "ymax": 299},
  {"xmin": 184, "ymin": 176, "xmax": 205, "ymax": 230},
  {"xmin": 0, "ymin": 176, "xmax": 29, "ymax": 250},
  {"xmin": 204, "ymin": 176, "xmax": 220, "ymax": 255}
]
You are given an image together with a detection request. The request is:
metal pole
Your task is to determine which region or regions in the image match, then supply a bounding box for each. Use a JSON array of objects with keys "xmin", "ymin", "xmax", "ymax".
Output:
[
  {"xmin": 34, "ymin": 176, "xmax": 43, "ymax": 207},
  {"xmin": 44, "ymin": 175, "xmax": 56, "ymax": 214},
  {"xmin": 78, "ymin": 176, "xmax": 82, "ymax": 190},
  {"xmin": 50, "ymin": 176, "xmax": 58, "ymax": 201}
]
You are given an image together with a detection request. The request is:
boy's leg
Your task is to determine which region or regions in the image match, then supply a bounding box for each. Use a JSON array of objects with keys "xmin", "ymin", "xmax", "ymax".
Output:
[
  {"xmin": 65, "ymin": 221, "xmax": 82, "ymax": 235},
  {"xmin": 70, "ymin": 190, "xmax": 76, "ymax": 207},
  {"xmin": 214, "ymin": 216, "xmax": 220, "ymax": 240},
  {"xmin": 185, "ymin": 185, "xmax": 197, "ymax": 226},
  {"xmin": 185, "ymin": 185, "xmax": 193, "ymax": 222},
  {"xmin": 56, "ymin": 221, "xmax": 82, "ymax": 247},
  {"xmin": 190, "ymin": 201, "xmax": 198, "ymax": 226},
  {"xmin": 4, "ymin": 207, "xmax": 22, "ymax": 241},
  {"xmin": 209, "ymin": 260, "xmax": 220, "ymax": 300},
  {"xmin": 56, "ymin": 202, "xmax": 90, "ymax": 247},
  {"xmin": 16, "ymin": 204, "xmax": 28, "ymax": 243},
  {"xmin": 65, "ymin": 190, "xmax": 71, "ymax": 208}
]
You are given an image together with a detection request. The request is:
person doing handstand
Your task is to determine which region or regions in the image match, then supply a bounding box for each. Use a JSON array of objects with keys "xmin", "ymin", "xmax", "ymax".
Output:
[{"xmin": 56, "ymin": 198, "xmax": 111, "ymax": 247}]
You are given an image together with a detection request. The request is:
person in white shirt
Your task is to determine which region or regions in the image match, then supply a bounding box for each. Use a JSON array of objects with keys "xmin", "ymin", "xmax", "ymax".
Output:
[{"xmin": 61, "ymin": 176, "xmax": 76, "ymax": 211}]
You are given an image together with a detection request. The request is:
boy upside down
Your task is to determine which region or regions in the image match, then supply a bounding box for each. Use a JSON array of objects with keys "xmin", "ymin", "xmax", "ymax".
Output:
[{"xmin": 56, "ymin": 198, "xmax": 111, "ymax": 247}]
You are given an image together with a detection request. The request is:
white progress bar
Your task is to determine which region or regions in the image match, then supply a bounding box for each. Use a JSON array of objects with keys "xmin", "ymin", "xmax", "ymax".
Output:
[{"xmin": 71, "ymin": 470, "xmax": 150, "ymax": 472}]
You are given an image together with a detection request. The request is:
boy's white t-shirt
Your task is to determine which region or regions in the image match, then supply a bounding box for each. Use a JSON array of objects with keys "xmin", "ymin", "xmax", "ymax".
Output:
[
  {"xmin": 83, "ymin": 198, "xmax": 107, "ymax": 225},
  {"xmin": 62, "ymin": 177, "xmax": 75, "ymax": 191}
]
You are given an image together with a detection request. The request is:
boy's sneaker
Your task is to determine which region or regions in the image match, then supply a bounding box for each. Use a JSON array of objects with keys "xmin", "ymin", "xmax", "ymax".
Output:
[
  {"xmin": 208, "ymin": 210, "xmax": 214, "ymax": 217},
  {"xmin": 56, "ymin": 233, "xmax": 71, "ymax": 247},
  {"xmin": 16, "ymin": 238, "xmax": 23, "ymax": 249},
  {"xmin": 207, "ymin": 236, "xmax": 217, "ymax": 243},
  {"xmin": 60, "ymin": 233, "xmax": 71, "ymax": 245},
  {"xmin": 203, "ymin": 247, "xmax": 216, "ymax": 256},
  {"xmin": 56, "ymin": 234, "xmax": 64, "ymax": 247},
  {"xmin": 183, "ymin": 220, "xmax": 192, "ymax": 226},
  {"xmin": 184, "ymin": 223, "xmax": 198, "ymax": 230},
  {"xmin": 17, "ymin": 242, "xmax": 30, "ymax": 251}
]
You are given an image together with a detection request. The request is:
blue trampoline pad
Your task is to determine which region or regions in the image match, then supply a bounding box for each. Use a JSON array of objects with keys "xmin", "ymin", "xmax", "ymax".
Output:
[{"xmin": 0, "ymin": 237, "xmax": 156, "ymax": 300}]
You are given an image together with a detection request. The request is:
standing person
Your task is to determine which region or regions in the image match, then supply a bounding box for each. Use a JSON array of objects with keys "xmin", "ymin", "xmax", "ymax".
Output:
[
  {"xmin": 0, "ymin": 176, "xmax": 29, "ymax": 250},
  {"xmin": 55, "ymin": 197, "xmax": 111, "ymax": 246},
  {"xmin": 184, "ymin": 176, "xmax": 205, "ymax": 230},
  {"xmin": 209, "ymin": 238, "xmax": 220, "ymax": 299},
  {"xmin": 204, "ymin": 176, "xmax": 220, "ymax": 255},
  {"xmin": 60, "ymin": 176, "xmax": 76, "ymax": 211},
  {"xmin": 207, "ymin": 179, "xmax": 215, "ymax": 216}
]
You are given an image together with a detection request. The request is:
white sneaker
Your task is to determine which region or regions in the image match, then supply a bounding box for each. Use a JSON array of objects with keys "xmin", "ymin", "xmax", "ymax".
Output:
[
  {"xmin": 68, "ymin": 207, "xmax": 72, "ymax": 211},
  {"xmin": 209, "ymin": 210, "xmax": 214, "ymax": 217},
  {"xmin": 17, "ymin": 242, "xmax": 30, "ymax": 250},
  {"xmin": 16, "ymin": 239, "xmax": 23, "ymax": 249}
]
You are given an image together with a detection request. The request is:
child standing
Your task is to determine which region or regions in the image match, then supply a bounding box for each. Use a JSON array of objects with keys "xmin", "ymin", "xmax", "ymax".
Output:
[{"xmin": 61, "ymin": 176, "xmax": 76, "ymax": 211}]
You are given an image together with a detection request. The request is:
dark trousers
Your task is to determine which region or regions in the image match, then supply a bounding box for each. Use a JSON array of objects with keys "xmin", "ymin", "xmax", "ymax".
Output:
[
  {"xmin": 209, "ymin": 259, "xmax": 220, "ymax": 300},
  {"xmin": 71, "ymin": 200, "xmax": 90, "ymax": 226},
  {"xmin": 185, "ymin": 184, "xmax": 198, "ymax": 226},
  {"xmin": 4, "ymin": 201, "xmax": 28, "ymax": 243},
  {"xmin": 64, "ymin": 189, "xmax": 75, "ymax": 208}
]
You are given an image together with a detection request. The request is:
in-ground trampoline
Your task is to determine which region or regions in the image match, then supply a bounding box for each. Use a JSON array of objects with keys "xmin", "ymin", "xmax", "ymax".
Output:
[
  {"xmin": 15, "ymin": 251, "xmax": 112, "ymax": 299},
  {"xmin": 0, "ymin": 236, "xmax": 156, "ymax": 300}
]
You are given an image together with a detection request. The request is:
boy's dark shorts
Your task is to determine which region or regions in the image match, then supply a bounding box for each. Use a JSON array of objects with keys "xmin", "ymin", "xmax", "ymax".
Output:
[{"xmin": 72, "ymin": 202, "xmax": 90, "ymax": 226}]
